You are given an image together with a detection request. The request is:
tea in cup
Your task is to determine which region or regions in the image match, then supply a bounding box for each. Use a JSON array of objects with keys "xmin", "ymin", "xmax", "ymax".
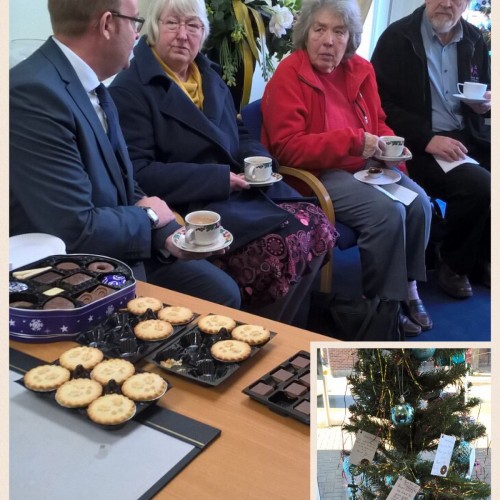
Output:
[
  {"xmin": 244, "ymin": 156, "xmax": 273, "ymax": 182},
  {"xmin": 457, "ymin": 81, "xmax": 487, "ymax": 99},
  {"xmin": 185, "ymin": 210, "xmax": 221, "ymax": 246},
  {"xmin": 380, "ymin": 136, "xmax": 405, "ymax": 157}
]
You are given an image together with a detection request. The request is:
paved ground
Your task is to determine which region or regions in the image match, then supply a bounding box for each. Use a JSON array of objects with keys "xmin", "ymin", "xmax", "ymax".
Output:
[{"xmin": 316, "ymin": 370, "xmax": 492, "ymax": 499}]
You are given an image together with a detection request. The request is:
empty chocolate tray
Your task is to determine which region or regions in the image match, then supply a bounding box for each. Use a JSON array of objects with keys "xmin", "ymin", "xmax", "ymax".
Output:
[
  {"xmin": 76, "ymin": 306, "xmax": 199, "ymax": 364},
  {"xmin": 242, "ymin": 350, "xmax": 310, "ymax": 424},
  {"xmin": 148, "ymin": 318, "xmax": 276, "ymax": 386}
]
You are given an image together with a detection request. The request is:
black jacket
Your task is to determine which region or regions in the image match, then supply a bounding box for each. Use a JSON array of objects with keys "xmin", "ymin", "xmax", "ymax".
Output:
[{"xmin": 371, "ymin": 5, "xmax": 490, "ymax": 154}]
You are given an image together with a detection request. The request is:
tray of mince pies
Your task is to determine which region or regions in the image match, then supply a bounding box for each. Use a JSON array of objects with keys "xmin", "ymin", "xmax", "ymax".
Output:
[
  {"xmin": 18, "ymin": 345, "xmax": 170, "ymax": 430},
  {"xmin": 242, "ymin": 351, "xmax": 310, "ymax": 424},
  {"xmin": 76, "ymin": 296, "xmax": 199, "ymax": 364},
  {"xmin": 147, "ymin": 313, "xmax": 277, "ymax": 387},
  {"xmin": 9, "ymin": 254, "xmax": 136, "ymax": 342}
]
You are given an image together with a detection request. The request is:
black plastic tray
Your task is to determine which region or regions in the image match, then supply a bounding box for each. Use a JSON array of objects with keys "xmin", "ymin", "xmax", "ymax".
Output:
[
  {"xmin": 17, "ymin": 362, "xmax": 170, "ymax": 431},
  {"xmin": 148, "ymin": 318, "xmax": 276, "ymax": 387},
  {"xmin": 76, "ymin": 307, "xmax": 199, "ymax": 363},
  {"xmin": 242, "ymin": 350, "xmax": 310, "ymax": 424}
]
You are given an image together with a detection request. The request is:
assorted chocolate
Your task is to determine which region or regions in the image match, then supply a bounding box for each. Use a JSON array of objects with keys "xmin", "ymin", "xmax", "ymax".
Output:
[
  {"xmin": 149, "ymin": 319, "xmax": 276, "ymax": 386},
  {"xmin": 9, "ymin": 254, "xmax": 136, "ymax": 342},
  {"xmin": 76, "ymin": 306, "xmax": 198, "ymax": 363},
  {"xmin": 242, "ymin": 351, "xmax": 310, "ymax": 424}
]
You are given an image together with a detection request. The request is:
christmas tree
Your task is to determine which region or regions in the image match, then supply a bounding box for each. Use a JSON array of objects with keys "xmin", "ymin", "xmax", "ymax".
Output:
[{"xmin": 341, "ymin": 349, "xmax": 490, "ymax": 499}]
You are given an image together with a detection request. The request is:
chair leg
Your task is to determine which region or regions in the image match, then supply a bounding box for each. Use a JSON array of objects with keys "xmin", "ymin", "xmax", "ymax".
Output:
[{"xmin": 320, "ymin": 259, "xmax": 332, "ymax": 294}]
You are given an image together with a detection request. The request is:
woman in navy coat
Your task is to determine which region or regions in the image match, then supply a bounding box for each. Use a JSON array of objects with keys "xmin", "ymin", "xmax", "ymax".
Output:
[{"xmin": 110, "ymin": 0, "xmax": 337, "ymax": 321}]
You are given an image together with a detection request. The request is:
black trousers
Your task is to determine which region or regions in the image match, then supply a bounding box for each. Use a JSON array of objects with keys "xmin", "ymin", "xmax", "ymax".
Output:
[{"xmin": 408, "ymin": 131, "xmax": 490, "ymax": 276}]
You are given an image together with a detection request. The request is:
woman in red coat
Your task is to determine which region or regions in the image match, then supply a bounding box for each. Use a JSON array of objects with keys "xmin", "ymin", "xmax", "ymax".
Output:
[{"xmin": 262, "ymin": 0, "xmax": 433, "ymax": 335}]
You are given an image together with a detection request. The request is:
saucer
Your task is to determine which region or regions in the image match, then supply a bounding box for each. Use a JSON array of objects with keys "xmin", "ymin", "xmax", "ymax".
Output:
[
  {"xmin": 452, "ymin": 93, "xmax": 489, "ymax": 104},
  {"xmin": 353, "ymin": 169, "xmax": 402, "ymax": 185},
  {"xmin": 374, "ymin": 152, "xmax": 413, "ymax": 162},
  {"xmin": 240, "ymin": 172, "xmax": 283, "ymax": 186},
  {"xmin": 172, "ymin": 227, "xmax": 233, "ymax": 253}
]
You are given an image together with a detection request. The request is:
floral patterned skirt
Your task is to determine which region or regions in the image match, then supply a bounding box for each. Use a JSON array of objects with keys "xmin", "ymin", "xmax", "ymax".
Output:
[{"xmin": 212, "ymin": 202, "xmax": 338, "ymax": 307}]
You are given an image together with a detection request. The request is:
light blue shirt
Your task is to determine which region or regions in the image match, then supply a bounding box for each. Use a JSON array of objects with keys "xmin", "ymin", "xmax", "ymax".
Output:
[{"xmin": 421, "ymin": 13, "xmax": 464, "ymax": 132}]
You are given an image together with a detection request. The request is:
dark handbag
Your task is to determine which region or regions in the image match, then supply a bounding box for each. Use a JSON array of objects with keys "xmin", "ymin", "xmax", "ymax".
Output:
[{"xmin": 308, "ymin": 291, "xmax": 402, "ymax": 341}]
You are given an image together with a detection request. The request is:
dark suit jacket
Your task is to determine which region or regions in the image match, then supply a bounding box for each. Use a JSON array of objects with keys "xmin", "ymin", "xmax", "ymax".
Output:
[
  {"xmin": 110, "ymin": 37, "xmax": 303, "ymax": 250},
  {"xmin": 10, "ymin": 37, "xmax": 176, "ymax": 266}
]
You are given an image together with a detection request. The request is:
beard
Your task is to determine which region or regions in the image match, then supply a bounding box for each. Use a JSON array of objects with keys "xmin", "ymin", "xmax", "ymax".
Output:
[{"xmin": 428, "ymin": 13, "xmax": 458, "ymax": 34}]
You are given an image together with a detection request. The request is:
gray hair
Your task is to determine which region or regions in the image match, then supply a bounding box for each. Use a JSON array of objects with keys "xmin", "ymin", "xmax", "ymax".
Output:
[
  {"xmin": 293, "ymin": 0, "xmax": 362, "ymax": 60},
  {"xmin": 142, "ymin": 0, "xmax": 210, "ymax": 46}
]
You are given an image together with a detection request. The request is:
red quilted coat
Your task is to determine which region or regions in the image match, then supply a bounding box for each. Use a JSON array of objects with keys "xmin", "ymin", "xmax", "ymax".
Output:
[{"xmin": 261, "ymin": 49, "xmax": 402, "ymax": 177}]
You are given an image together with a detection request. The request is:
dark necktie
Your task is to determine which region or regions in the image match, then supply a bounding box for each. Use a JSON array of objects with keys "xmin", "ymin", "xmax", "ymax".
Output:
[{"xmin": 95, "ymin": 83, "xmax": 120, "ymax": 152}]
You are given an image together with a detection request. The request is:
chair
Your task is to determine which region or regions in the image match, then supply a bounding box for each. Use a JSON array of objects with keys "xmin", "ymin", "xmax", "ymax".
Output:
[{"xmin": 240, "ymin": 99, "xmax": 360, "ymax": 293}]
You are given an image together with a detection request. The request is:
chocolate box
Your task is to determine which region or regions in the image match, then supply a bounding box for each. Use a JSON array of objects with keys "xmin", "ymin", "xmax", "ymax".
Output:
[{"xmin": 9, "ymin": 254, "xmax": 136, "ymax": 343}]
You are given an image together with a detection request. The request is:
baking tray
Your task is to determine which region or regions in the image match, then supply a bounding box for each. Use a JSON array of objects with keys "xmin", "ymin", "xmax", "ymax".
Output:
[
  {"xmin": 76, "ymin": 306, "xmax": 199, "ymax": 364},
  {"xmin": 242, "ymin": 350, "xmax": 310, "ymax": 424},
  {"xmin": 148, "ymin": 317, "xmax": 277, "ymax": 386}
]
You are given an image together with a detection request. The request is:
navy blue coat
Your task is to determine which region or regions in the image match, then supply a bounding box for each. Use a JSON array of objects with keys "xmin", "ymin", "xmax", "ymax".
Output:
[
  {"xmin": 110, "ymin": 37, "xmax": 303, "ymax": 250},
  {"xmin": 10, "ymin": 38, "xmax": 177, "ymax": 268}
]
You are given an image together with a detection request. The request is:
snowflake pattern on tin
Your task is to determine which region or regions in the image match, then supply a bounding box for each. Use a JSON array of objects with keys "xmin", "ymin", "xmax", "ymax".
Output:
[{"xmin": 29, "ymin": 319, "xmax": 44, "ymax": 331}]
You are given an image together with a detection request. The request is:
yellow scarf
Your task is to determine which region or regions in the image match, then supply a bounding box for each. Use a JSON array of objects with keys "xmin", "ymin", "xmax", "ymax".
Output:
[{"xmin": 152, "ymin": 47, "xmax": 204, "ymax": 109}]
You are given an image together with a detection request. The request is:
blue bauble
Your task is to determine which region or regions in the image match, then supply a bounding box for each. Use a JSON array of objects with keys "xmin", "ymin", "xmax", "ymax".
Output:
[
  {"xmin": 411, "ymin": 348, "xmax": 436, "ymax": 361},
  {"xmin": 452, "ymin": 440, "xmax": 473, "ymax": 465},
  {"xmin": 391, "ymin": 401, "xmax": 415, "ymax": 426}
]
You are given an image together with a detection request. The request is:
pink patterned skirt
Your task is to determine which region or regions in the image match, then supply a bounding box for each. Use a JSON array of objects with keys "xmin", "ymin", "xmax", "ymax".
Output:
[{"xmin": 212, "ymin": 202, "xmax": 338, "ymax": 307}]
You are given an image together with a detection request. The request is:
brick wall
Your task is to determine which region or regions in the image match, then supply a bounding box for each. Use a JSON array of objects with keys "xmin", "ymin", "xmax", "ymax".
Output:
[{"xmin": 321, "ymin": 348, "xmax": 357, "ymax": 373}]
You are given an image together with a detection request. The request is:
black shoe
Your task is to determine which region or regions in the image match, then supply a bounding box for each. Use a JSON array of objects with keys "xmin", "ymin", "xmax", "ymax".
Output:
[
  {"xmin": 399, "ymin": 312, "xmax": 422, "ymax": 337},
  {"xmin": 402, "ymin": 299, "xmax": 433, "ymax": 331},
  {"xmin": 437, "ymin": 261, "xmax": 473, "ymax": 299}
]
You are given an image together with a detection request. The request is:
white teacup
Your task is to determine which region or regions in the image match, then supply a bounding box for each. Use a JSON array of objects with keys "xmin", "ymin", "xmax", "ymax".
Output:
[
  {"xmin": 380, "ymin": 136, "xmax": 405, "ymax": 157},
  {"xmin": 184, "ymin": 210, "xmax": 221, "ymax": 246},
  {"xmin": 457, "ymin": 81, "xmax": 487, "ymax": 99},
  {"xmin": 244, "ymin": 156, "xmax": 273, "ymax": 182}
]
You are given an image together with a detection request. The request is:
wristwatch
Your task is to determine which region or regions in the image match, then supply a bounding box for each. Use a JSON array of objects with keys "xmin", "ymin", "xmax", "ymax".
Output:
[{"xmin": 141, "ymin": 207, "xmax": 160, "ymax": 228}]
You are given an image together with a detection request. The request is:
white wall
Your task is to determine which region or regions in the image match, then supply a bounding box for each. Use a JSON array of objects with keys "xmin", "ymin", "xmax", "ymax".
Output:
[{"xmin": 8, "ymin": 1, "xmax": 423, "ymax": 97}]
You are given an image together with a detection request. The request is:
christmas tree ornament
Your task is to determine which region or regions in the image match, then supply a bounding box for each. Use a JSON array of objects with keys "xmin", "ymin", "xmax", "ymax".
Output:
[
  {"xmin": 411, "ymin": 348, "xmax": 436, "ymax": 361},
  {"xmin": 452, "ymin": 440, "xmax": 473, "ymax": 465},
  {"xmin": 391, "ymin": 397, "xmax": 415, "ymax": 426}
]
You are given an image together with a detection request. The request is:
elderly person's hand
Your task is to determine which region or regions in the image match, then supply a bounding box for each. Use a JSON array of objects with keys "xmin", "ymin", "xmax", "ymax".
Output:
[
  {"xmin": 230, "ymin": 171, "xmax": 250, "ymax": 192},
  {"xmin": 465, "ymin": 90, "xmax": 491, "ymax": 115},
  {"xmin": 361, "ymin": 132, "xmax": 385, "ymax": 159},
  {"xmin": 425, "ymin": 135, "xmax": 468, "ymax": 162}
]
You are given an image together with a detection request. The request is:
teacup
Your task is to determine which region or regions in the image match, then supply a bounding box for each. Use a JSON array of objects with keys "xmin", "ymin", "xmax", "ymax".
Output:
[
  {"xmin": 244, "ymin": 156, "xmax": 273, "ymax": 182},
  {"xmin": 184, "ymin": 210, "xmax": 221, "ymax": 246},
  {"xmin": 457, "ymin": 81, "xmax": 487, "ymax": 100},
  {"xmin": 380, "ymin": 136, "xmax": 405, "ymax": 157}
]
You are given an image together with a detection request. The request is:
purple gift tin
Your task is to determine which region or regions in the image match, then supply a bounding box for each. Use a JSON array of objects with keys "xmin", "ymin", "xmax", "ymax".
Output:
[{"xmin": 9, "ymin": 254, "xmax": 136, "ymax": 343}]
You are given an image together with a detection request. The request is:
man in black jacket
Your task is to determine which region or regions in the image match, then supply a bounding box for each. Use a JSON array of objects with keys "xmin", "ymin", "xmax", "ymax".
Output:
[{"xmin": 371, "ymin": 1, "xmax": 490, "ymax": 299}]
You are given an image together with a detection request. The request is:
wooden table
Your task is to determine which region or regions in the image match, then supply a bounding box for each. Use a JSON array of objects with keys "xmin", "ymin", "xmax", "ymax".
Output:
[{"xmin": 10, "ymin": 281, "xmax": 339, "ymax": 499}]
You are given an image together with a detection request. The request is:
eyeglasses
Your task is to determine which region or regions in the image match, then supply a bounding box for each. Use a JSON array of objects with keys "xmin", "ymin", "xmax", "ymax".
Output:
[
  {"xmin": 111, "ymin": 12, "xmax": 145, "ymax": 32},
  {"xmin": 159, "ymin": 18, "xmax": 204, "ymax": 36}
]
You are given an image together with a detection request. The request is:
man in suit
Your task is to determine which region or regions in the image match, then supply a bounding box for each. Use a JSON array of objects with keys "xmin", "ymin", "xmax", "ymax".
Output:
[
  {"xmin": 10, "ymin": 0, "xmax": 241, "ymax": 308},
  {"xmin": 371, "ymin": 0, "xmax": 490, "ymax": 299}
]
